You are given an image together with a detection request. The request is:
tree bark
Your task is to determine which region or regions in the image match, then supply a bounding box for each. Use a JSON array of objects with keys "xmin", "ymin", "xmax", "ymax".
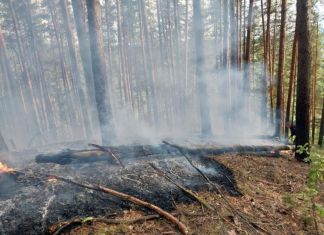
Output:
[
  {"xmin": 270, "ymin": 0, "xmax": 278, "ymax": 125},
  {"xmin": 318, "ymin": 99, "xmax": 324, "ymax": 147},
  {"xmin": 86, "ymin": 0, "xmax": 115, "ymax": 144},
  {"xmin": 243, "ymin": 0, "xmax": 254, "ymax": 108},
  {"xmin": 260, "ymin": 0, "xmax": 268, "ymax": 121},
  {"xmin": 311, "ymin": 23, "xmax": 319, "ymax": 145},
  {"xmin": 285, "ymin": 30, "xmax": 297, "ymax": 137},
  {"xmin": 275, "ymin": 0, "xmax": 287, "ymax": 137},
  {"xmin": 295, "ymin": 0, "xmax": 311, "ymax": 160},
  {"xmin": 71, "ymin": 0, "xmax": 96, "ymax": 115},
  {"xmin": 193, "ymin": 0, "xmax": 212, "ymax": 137}
]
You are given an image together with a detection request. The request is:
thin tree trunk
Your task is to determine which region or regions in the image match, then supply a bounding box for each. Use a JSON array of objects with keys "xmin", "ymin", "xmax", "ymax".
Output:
[
  {"xmin": 48, "ymin": 1, "xmax": 76, "ymax": 138},
  {"xmin": 318, "ymin": 99, "xmax": 324, "ymax": 147},
  {"xmin": 138, "ymin": 0, "xmax": 158, "ymax": 126},
  {"xmin": 275, "ymin": 0, "xmax": 287, "ymax": 137},
  {"xmin": 243, "ymin": 0, "xmax": 254, "ymax": 109},
  {"xmin": 86, "ymin": 0, "xmax": 115, "ymax": 144},
  {"xmin": 223, "ymin": 0, "xmax": 231, "ymax": 129},
  {"xmin": 270, "ymin": 0, "xmax": 278, "ymax": 125},
  {"xmin": 311, "ymin": 22, "xmax": 319, "ymax": 144},
  {"xmin": 193, "ymin": 0, "xmax": 212, "ymax": 137},
  {"xmin": 184, "ymin": 0, "xmax": 189, "ymax": 92},
  {"xmin": 24, "ymin": 0, "xmax": 49, "ymax": 132},
  {"xmin": 260, "ymin": 0, "xmax": 268, "ymax": 121},
  {"xmin": 60, "ymin": 0, "xmax": 90, "ymax": 139},
  {"xmin": 71, "ymin": 0, "xmax": 97, "ymax": 119},
  {"xmin": 8, "ymin": 0, "xmax": 41, "ymax": 133},
  {"xmin": 285, "ymin": 30, "xmax": 297, "ymax": 137}
]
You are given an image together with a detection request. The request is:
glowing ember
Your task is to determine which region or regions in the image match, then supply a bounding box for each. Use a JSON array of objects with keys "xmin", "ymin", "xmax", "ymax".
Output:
[
  {"xmin": 0, "ymin": 162, "xmax": 15, "ymax": 174},
  {"xmin": 47, "ymin": 176, "xmax": 58, "ymax": 183}
]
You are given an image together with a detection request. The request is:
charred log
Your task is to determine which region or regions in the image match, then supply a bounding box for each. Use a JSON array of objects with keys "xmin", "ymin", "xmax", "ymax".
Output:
[{"xmin": 35, "ymin": 142, "xmax": 293, "ymax": 165}]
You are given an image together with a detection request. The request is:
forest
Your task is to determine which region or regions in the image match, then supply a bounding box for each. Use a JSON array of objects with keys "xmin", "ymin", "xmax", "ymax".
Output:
[{"xmin": 0, "ymin": 0, "xmax": 323, "ymax": 234}]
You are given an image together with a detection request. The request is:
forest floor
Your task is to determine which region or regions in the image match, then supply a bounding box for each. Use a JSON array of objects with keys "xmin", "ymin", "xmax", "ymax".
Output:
[{"xmin": 55, "ymin": 151, "xmax": 324, "ymax": 235}]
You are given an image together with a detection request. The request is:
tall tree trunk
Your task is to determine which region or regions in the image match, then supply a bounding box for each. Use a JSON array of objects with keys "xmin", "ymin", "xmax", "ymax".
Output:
[
  {"xmin": 0, "ymin": 26, "xmax": 19, "ymax": 136},
  {"xmin": 193, "ymin": 0, "xmax": 212, "ymax": 137},
  {"xmin": 285, "ymin": 31, "xmax": 297, "ymax": 137},
  {"xmin": 311, "ymin": 22, "xmax": 319, "ymax": 145},
  {"xmin": 243, "ymin": 0, "xmax": 254, "ymax": 111},
  {"xmin": 260, "ymin": 0, "xmax": 268, "ymax": 121},
  {"xmin": 86, "ymin": 0, "xmax": 115, "ymax": 144},
  {"xmin": 184, "ymin": 0, "xmax": 189, "ymax": 92},
  {"xmin": 318, "ymin": 99, "xmax": 324, "ymax": 147},
  {"xmin": 71, "ymin": 0, "xmax": 96, "ymax": 114},
  {"xmin": 48, "ymin": 0, "xmax": 76, "ymax": 138},
  {"xmin": 138, "ymin": 0, "xmax": 158, "ymax": 126},
  {"xmin": 8, "ymin": 0, "xmax": 41, "ymax": 133},
  {"xmin": 275, "ymin": 0, "xmax": 287, "ymax": 137},
  {"xmin": 24, "ymin": 0, "xmax": 48, "ymax": 131},
  {"xmin": 223, "ymin": 0, "xmax": 231, "ymax": 129},
  {"xmin": 270, "ymin": 0, "xmax": 278, "ymax": 125},
  {"xmin": 60, "ymin": 0, "xmax": 90, "ymax": 139},
  {"xmin": 295, "ymin": 0, "xmax": 311, "ymax": 160}
]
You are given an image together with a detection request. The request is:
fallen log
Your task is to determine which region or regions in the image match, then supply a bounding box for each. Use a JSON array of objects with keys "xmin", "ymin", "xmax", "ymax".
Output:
[
  {"xmin": 35, "ymin": 141, "xmax": 293, "ymax": 165},
  {"xmin": 35, "ymin": 149, "xmax": 116, "ymax": 165},
  {"xmin": 162, "ymin": 141, "xmax": 294, "ymax": 156},
  {"xmin": 50, "ymin": 175, "xmax": 189, "ymax": 235}
]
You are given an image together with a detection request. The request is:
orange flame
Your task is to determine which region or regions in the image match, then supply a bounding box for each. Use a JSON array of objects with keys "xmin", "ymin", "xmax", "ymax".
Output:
[{"xmin": 0, "ymin": 162, "xmax": 15, "ymax": 174}]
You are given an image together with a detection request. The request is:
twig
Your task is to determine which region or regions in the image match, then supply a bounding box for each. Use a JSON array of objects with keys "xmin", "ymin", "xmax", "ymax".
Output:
[
  {"xmin": 50, "ymin": 175, "xmax": 189, "ymax": 235},
  {"xmin": 149, "ymin": 163, "xmax": 216, "ymax": 211},
  {"xmin": 52, "ymin": 217, "xmax": 81, "ymax": 235},
  {"xmin": 89, "ymin": 143, "xmax": 125, "ymax": 168},
  {"xmin": 162, "ymin": 141, "xmax": 213, "ymax": 183}
]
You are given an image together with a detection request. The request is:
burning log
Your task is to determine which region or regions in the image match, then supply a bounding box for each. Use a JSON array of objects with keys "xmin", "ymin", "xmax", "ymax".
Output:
[{"xmin": 0, "ymin": 162, "xmax": 14, "ymax": 174}]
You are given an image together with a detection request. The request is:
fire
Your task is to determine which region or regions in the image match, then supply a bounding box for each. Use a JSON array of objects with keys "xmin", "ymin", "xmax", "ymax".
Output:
[
  {"xmin": 0, "ymin": 162, "xmax": 15, "ymax": 174},
  {"xmin": 47, "ymin": 176, "xmax": 58, "ymax": 183}
]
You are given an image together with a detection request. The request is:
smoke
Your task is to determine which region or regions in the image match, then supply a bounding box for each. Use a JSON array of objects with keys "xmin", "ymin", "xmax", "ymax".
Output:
[{"xmin": 0, "ymin": 0, "xmax": 274, "ymax": 150}]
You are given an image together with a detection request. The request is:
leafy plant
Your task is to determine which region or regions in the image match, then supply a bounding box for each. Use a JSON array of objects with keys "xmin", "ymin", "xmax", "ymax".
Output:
[{"xmin": 284, "ymin": 145, "xmax": 324, "ymax": 233}]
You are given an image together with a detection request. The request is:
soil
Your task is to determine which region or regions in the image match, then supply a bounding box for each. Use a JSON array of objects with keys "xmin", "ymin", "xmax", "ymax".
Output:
[{"xmin": 53, "ymin": 152, "xmax": 324, "ymax": 235}]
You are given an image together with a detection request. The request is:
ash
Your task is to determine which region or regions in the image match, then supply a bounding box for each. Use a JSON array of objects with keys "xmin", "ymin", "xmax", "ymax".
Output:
[{"xmin": 0, "ymin": 141, "xmax": 241, "ymax": 235}]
